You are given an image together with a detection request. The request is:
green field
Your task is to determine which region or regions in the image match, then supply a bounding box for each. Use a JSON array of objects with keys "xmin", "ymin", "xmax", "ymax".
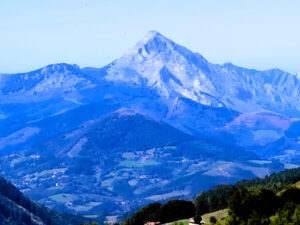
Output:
[
  {"xmin": 202, "ymin": 209, "xmax": 228, "ymax": 225},
  {"xmin": 119, "ymin": 160, "xmax": 159, "ymax": 167},
  {"xmin": 49, "ymin": 193, "xmax": 78, "ymax": 203}
]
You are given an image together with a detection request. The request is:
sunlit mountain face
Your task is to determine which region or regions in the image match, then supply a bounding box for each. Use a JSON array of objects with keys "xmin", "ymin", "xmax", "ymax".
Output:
[{"xmin": 0, "ymin": 31, "xmax": 299, "ymax": 221}]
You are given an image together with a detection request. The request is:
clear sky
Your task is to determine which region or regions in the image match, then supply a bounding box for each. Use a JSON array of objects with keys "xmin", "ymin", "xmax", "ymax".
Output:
[{"xmin": 1, "ymin": 0, "xmax": 300, "ymax": 73}]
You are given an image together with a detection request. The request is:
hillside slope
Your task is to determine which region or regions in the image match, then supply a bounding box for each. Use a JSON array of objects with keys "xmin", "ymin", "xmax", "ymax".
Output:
[
  {"xmin": 0, "ymin": 110, "xmax": 269, "ymax": 220},
  {"xmin": 123, "ymin": 166, "xmax": 300, "ymax": 225},
  {"xmin": 0, "ymin": 176, "xmax": 90, "ymax": 225},
  {"xmin": 0, "ymin": 31, "xmax": 299, "ymax": 220}
]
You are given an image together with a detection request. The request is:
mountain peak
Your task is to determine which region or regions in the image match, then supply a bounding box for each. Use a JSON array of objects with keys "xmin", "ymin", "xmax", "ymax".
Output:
[
  {"xmin": 143, "ymin": 30, "xmax": 165, "ymax": 41},
  {"xmin": 124, "ymin": 31, "xmax": 173, "ymax": 56},
  {"xmin": 40, "ymin": 63, "xmax": 80, "ymax": 74}
]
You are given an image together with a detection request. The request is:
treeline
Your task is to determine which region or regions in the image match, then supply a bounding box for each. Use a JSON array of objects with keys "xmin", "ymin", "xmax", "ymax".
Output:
[
  {"xmin": 123, "ymin": 167, "xmax": 300, "ymax": 225},
  {"xmin": 123, "ymin": 200, "xmax": 195, "ymax": 225},
  {"xmin": 227, "ymin": 187, "xmax": 300, "ymax": 224},
  {"xmin": 194, "ymin": 166, "xmax": 300, "ymax": 216}
]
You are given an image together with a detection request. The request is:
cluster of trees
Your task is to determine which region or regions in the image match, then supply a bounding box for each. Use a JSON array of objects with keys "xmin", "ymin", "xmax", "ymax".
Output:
[
  {"xmin": 194, "ymin": 166, "xmax": 300, "ymax": 216},
  {"xmin": 227, "ymin": 187, "xmax": 300, "ymax": 225},
  {"xmin": 122, "ymin": 200, "xmax": 195, "ymax": 225},
  {"xmin": 122, "ymin": 167, "xmax": 300, "ymax": 225}
]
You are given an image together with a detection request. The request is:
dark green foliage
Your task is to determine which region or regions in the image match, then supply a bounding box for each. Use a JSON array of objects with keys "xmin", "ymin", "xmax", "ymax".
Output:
[
  {"xmin": 126, "ymin": 212, "xmax": 145, "ymax": 225},
  {"xmin": 123, "ymin": 167, "xmax": 300, "ymax": 225},
  {"xmin": 193, "ymin": 214, "xmax": 202, "ymax": 224},
  {"xmin": 235, "ymin": 167, "xmax": 300, "ymax": 191},
  {"xmin": 245, "ymin": 211, "xmax": 270, "ymax": 225},
  {"xmin": 194, "ymin": 167, "xmax": 300, "ymax": 215},
  {"xmin": 159, "ymin": 200, "xmax": 195, "ymax": 223},
  {"xmin": 279, "ymin": 187, "xmax": 300, "ymax": 205},
  {"xmin": 256, "ymin": 189, "xmax": 279, "ymax": 217},
  {"xmin": 0, "ymin": 176, "xmax": 91, "ymax": 225},
  {"xmin": 123, "ymin": 203, "xmax": 161, "ymax": 225},
  {"xmin": 140, "ymin": 202, "xmax": 161, "ymax": 222},
  {"xmin": 228, "ymin": 189, "xmax": 278, "ymax": 223},
  {"xmin": 227, "ymin": 187, "xmax": 300, "ymax": 225},
  {"xmin": 210, "ymin": 216, "xmax": 217, "ymax": 224},
  {"xmin": 270, "ymin": 202, "xmax": 300, "ymax": 225},
  {"xmin": 123, "ymin": 200, "xmax": 195, "ymax": 225},
  {"xmin": 194, "ymin": 184, "xmax": 236, "ymax": 215}
]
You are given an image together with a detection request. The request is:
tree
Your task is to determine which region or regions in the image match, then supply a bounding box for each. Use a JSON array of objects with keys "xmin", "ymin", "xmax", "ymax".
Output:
[
  {"xmin": 194, "ymin": 185, "xmax": 235, "ymax": 215},
  {"xmin": 256, "ymin": 189, "xmax": 279, "ymax": 218},
  {"xmin": 193, "ymin": 215, "xmax": 202, "ymax": 224},
  {"xmin": 246, "ymin": 211, "xmax": 269, "ymax": 225},
  {"xmin": 280, "ymin": 187, "xmax": 300, "ymax": 205},
  {"xmin": 122, "ymin": 202, "xmax": 161, "ymax": 225},
  {"xmin": 159, "ymin": 200, "xmax": 195, "ymax": 223},
  {"xmin": 139, "ymin": 202, "xmax": 161, "ymax": 222},
  {"xmin": 227, "ymin": 189, "xmax": 279, "ymax": 224},
  {"xmin": 270, "ymin": 202, "xmax": 300, "ymax": 225},
  {"xmin": 290, "ymin": 205, "xmax": 300, "ymax": 224},
  {"xmin": 228, "ymin": 189, "xmax": 256, "ymax": 221}
]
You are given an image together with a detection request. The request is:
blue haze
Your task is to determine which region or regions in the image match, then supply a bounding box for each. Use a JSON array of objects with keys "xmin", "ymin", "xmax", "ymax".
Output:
[{"xmin": 0, "ymin": 0, "xmax": 300, "ymax": 73}]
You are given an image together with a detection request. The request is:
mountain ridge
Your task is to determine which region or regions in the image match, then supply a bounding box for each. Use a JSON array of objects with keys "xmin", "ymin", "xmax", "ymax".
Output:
[
  {"xmin": 2, "ymin": 31, "xmax": 300, "ymax": 116},
  {"xmin": 0, "ymin": 30, "xmax": 299, "ymax": 221}
]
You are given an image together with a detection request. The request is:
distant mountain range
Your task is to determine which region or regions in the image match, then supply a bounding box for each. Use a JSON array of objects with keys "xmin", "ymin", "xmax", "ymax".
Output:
[{"xmin": 0, "ymin": 31, "xmax": 299, "ymax": 222}]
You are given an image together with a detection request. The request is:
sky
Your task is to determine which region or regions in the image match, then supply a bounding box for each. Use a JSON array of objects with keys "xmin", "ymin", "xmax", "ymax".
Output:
[{"xmin": 0, "ymin": 0, "xmax": 300, "ymax": 74}]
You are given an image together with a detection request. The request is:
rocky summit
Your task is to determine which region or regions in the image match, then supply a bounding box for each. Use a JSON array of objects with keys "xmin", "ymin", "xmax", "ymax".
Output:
[{"xmin": 0, "ymin": 31, "xmax": 299, "ymax": 221}]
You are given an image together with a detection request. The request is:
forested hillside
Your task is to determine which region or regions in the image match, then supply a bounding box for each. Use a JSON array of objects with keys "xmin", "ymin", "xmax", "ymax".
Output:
[
  {"xmin": 194, "ymin": 166, "xmax": 300, "ymax": 216},
  {"xmin": 226, "ymin": 186, "xmax": 300, "ymax": 224},
  {"xmin": 123, "ymin": 167, "xmax": 300, "ymax": 225},
  {"xmin": 1, "ymin": 31, "xmax": 300, "ymax": 220},
  {"xmin": 0, "ymin": 176, "xmax": 91, "ymax": 225}
]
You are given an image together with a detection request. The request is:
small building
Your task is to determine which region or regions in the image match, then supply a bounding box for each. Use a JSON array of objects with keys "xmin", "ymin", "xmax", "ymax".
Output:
[
  {"xmin": 189, "ymin": 218, "xmax": 195, "ymax": 223},
  {"xmin": 144, "ymin": 222, "xmax": 160, "ymax": 225}
]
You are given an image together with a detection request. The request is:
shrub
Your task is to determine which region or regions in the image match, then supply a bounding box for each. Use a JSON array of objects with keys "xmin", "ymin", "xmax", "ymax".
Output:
[
  {"xmin": 193, "ymin": 215, "xmax": 202, "ymax": 224},
  {"xmin": 159, "ymin": 200, "xmax": 195, "ymax": 223},
  {"xmin": 209, "ymin": 216, "xmax": 217, "ymax": 224}
]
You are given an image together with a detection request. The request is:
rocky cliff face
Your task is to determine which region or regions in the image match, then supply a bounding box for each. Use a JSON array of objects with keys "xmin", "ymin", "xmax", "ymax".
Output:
[{"xmin": 0, "ymin": 31, "xmax": 299, "ymax": 221}]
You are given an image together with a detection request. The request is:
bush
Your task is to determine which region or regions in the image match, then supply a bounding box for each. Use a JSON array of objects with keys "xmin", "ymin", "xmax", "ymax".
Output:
[
  {"xmin": 194, "ymin": 185, "xmax": 236, "ymax": 215},
  {"xmin": 209, "ymin": 216, "xmax": 217, "ymax": 224},
  {"xmin": 158, "ymin": 200, "xmax": 195, "ymax": 223},
  {"xmin": 193, "ymin": 215, "xmax": 202, "ymax": 224},
  {"xmin": 123, "ymin": 200, "xmax": 195, "ymax": 225},
  {"xmin": 194, "ymin": 167, "xmax": 300, "ymax": 216},
  {"xmin": 227, "ymin": 189, "xmax": 280, "ymax": 224},
  {"xmin": 122, "ymin": 203, "xmax": 161, "ymax": 225},
  {"xmin": 270, "ymin": 202, "xmax": 300, "ymax": 225},
  {"xmin": 280, "ymin": 187, "xmax": 300, "ymax": 205}
]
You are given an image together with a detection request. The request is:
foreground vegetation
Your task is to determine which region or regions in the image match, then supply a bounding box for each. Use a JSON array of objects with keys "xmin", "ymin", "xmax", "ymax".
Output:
[
  {"xmin": 123, "ymin": 167, "xmax": 300, "ymax": 225},
  {"xmin": 201, "ymin": 209, "xmax": 228, "ymax": 225},
  {"xmin": 226, "ymin": 186, "xmax": 300, "ymax": 224},
  {"xmin": 194, "ymin": 166, "xmax": 300, "ymax": 216},
  {"xmin": 123, "ymin": 200, "xmax": 195, "ymax": 225},
  {"xmin": 0, "ymin": 176, "xmax": 91, "ymax": 225},
  {"xmin": 2, "ymin": 166, "xmax": 299, "ymax": 225}
]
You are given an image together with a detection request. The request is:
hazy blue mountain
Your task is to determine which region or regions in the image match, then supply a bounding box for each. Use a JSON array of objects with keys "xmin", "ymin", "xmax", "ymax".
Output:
[
  {"xmin": 0, "ymin": 110, "xmax": 279, "ymax": 221},
  {"xmin": 101, "ymin": 31, "xmax": 300, "ymax": 116},
  {"xmin": 0, "ymin": 31, "xmax": 299, "ymax": 221}
]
